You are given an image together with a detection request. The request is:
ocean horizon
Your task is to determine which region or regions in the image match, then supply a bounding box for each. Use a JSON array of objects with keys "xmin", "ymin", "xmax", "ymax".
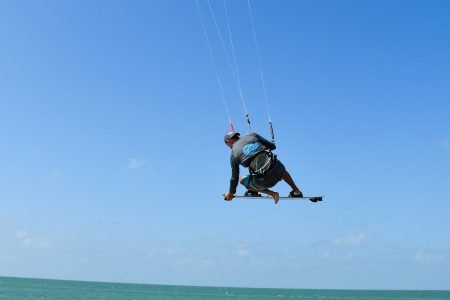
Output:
[{"xmin": 1, "ymin": 276, "xmax": 449, "ymax": 299}]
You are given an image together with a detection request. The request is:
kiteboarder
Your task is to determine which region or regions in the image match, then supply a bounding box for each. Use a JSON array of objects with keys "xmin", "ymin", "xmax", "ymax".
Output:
[{"xmin": 223, "ymin": 131, "xmax": 303, "ymax": 204}]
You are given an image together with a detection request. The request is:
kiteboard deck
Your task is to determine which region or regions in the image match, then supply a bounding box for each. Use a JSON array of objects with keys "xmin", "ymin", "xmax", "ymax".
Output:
[{"xmin": 224, "ymin": 195, "xmax": 323, "ymax": 202}]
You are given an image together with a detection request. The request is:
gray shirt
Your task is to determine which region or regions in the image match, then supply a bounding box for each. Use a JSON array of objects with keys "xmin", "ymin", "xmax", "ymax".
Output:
[{"xmin": 229, "ymin": 133, "xmax": 276, "ymax": 193}]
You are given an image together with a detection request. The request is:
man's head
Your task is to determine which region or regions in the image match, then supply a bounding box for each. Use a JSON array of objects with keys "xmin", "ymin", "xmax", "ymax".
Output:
[{"xmin": 224, "ymin": 132, "xmax": 240, "ymax": 148}]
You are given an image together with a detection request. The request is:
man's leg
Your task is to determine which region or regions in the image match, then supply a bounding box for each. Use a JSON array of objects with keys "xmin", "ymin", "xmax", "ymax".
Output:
[
  {"xmin": 239, "ymin": 176, "xmax": 258, "ymax": 196},
  {"xmin": 240, "ymin": 177, "xmax": 280, "ymax": 204},
  {"xmin": 283, "ymin": 171, "xmax": 302, "ymax": 196},
  {"xmin": 247, "ymin": 187, "xmax": 280, "ymax": 204}
]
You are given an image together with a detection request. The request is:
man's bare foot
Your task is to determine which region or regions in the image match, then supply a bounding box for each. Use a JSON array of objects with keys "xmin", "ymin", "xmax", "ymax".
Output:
[{"xmin": 272, "ymin": 192, "xmax": 280, "ymax": 204}]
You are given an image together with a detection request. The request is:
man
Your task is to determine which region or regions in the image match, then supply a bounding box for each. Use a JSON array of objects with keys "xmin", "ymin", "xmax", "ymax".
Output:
[{"xmin": 223, "ymin": 131, "xmax": 303, "ymax": 204}]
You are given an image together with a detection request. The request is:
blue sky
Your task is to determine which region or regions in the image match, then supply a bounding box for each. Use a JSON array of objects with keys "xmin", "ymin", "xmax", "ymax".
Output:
[{"xmin": 0, "ymin": 0, "xmax": 449, "ymax": 290}]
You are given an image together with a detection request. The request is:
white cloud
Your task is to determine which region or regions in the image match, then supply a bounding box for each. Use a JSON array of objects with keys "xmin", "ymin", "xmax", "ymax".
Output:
[
  {"xmin": 237, "ymin": 248, "xmax": 251, "ymax": 257},
  {"xmin": 330, "ymin": 233, "xmax": 369, "ymax": 246},
  {"xmin": 50, "ymin": 170, "xmax": 61, "ymax": 178},
  {"xmin": 78, "ymin": 257, "xmax": 89, "ymax": 264},
  {"xmin": 146, "ymin": 245, "xmax": 216, "ymax": 267},
  {"xmin": 412, "ymin": 250, "xmax": 446, "ymax": 264},
  {"xmin": 127, "ymin": 158, "xmax": 146, "ymax": 170},
  {"xmin": 16, "ymin": 230, "xmax": 28, "ymax": 239},
  {"xmin": 0, "ymin": 254, "xmax": 15, "ymax": 262},
  {"xmin": 16, "ymin": 230, "xmax": 51, "ymax": 249},
  {"xmin": 233, "ymin": 242, "xmax": 251, "ymax": 257}
]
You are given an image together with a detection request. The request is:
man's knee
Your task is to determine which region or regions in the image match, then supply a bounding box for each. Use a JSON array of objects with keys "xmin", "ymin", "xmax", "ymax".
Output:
[{"xmin": 240, "ymin": 176, "xmax": 251, "ymax": 188}]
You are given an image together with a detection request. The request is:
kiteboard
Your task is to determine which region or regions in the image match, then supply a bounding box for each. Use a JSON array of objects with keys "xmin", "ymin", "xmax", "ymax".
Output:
[{"xmin": 224, "ymin": 194, "xmax": 323, "ymax": 202}]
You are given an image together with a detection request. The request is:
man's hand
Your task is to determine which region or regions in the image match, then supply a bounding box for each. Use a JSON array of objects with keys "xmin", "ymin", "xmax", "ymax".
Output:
[{"xmin": 224, "ymin": 192, "xmax": 234, "ymax": 201}]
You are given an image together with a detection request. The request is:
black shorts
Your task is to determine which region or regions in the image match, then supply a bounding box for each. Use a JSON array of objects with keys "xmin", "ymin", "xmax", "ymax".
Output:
[{"xmin": 241, "ymin": 160, "xmax": 286, "ymax": 190}]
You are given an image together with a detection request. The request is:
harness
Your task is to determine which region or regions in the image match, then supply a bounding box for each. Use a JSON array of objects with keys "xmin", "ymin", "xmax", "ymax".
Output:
[{"xmin": 248, "ymin": 149, "xmax": 277, "ymax": 177}]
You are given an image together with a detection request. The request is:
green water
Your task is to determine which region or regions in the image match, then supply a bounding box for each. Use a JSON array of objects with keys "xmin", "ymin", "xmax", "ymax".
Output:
[{"xmin": 0, "ymin": 276, "xmax": 448, "ymax": 299}]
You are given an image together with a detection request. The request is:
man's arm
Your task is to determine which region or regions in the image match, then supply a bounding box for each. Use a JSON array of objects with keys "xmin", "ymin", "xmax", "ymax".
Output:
[{"xmin": 225, "ymin": 155, "xmax": 240, "ymax": 200}]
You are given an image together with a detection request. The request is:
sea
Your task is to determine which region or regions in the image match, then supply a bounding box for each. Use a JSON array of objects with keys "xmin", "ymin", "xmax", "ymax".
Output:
[{"xmin": 0, "ymin": 276, "xmax": 448, "ymax": 300}]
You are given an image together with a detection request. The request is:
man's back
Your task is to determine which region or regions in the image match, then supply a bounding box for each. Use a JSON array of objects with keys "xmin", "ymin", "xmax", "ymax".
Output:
[{"xmin": 231, "ymin": 133, "xmax": 275, "ymax": 167}]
